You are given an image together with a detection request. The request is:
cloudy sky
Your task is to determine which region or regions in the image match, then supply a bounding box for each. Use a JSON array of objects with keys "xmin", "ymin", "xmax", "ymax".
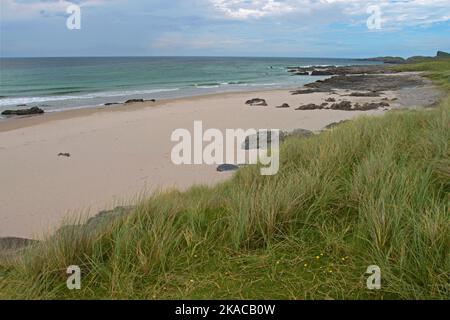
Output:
[{"xmin": 1, "ymin": 0, "xmax": 449, "ymax": 58}]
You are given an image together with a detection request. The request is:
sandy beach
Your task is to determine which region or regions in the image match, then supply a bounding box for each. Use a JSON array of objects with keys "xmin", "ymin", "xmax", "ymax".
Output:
[{"xmin": 0, "ymin": 87, "xmax": 410, "ymax": 239}]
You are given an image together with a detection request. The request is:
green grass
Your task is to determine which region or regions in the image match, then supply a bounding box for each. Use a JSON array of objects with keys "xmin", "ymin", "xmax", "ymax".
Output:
[
  {"xmin": 0, "ymin": 61, "xmax": 449, "ymax": 300},
  {"xmin": 393, "ymin": 58, "xmax": 450, "ymax": 91}
]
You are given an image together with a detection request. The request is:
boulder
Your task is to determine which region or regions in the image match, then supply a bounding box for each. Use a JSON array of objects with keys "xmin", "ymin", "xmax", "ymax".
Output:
[
  {"xmin": 217, "ymin": 164, "xmax": 239, "ymax": 172},
  {"xmin": 276, "ymin": 103, "xmax": 290, "ymax": 108},
  {"xmin": 245, "ymin": 98, "xmax": 268, "ymax": 106},
  {"xmin": 325, "ymin": 97, "xmax": 336, "ymax": 102},
  {"xmin": 58, "ymin": 153, "xmax": 71, "ymax": 157},
  {"xmin": 1, "ymin": 107, "xmax": 44, "ymax": 116}
]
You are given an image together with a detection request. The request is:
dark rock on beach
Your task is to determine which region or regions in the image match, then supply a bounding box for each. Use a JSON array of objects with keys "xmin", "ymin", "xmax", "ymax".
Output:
[
  {"xmin": 245, "ymin": 98, "xmax": 268, "ymax": 106},
  {"xmin": 276, "ymin": 103, "xmax": 290, "ymax": 108},
  {"xmin": 1, "ymin": 107, "xmax": 44, "ymax": 116},
  {"xmin": 217, "ymin": 164, "xmax": 239, "ymax": 172},
  {"xmin": 125, "ymin": 99, "xmax": 145, "ymax": 104},
  {"xmin": 291, "ymin": 89, "xmax": 320, "ymax": 95},
  {"xmin": 296, "ymin": 103, "xmax": 323, "ymax": 110},
  {"xmin": 104, "ymin": 102, "xmax": 120, "ymax": 106},
  {"xmin": 58, "ymin": 153, "xmax": 71, "ymax": 157},
  {"xmin": 330, "ymin": 101, "xmax": 353, "ymax": 110}
]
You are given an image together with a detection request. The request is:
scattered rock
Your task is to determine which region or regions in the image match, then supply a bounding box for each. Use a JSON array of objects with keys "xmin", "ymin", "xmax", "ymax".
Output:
[
  {"xmin": 125, "ymin": 99, "xmax": 145, "ymax": 104},
  {"xmin": 104, "ymin": 102, "xmax": 120, "ymax": 106},
  {"xmin": 330, "ymin": 101, "xmax": 353, "ymax": 110},
  {"xmin": 357, "ymin": 102, "xmax": 390, "ymax": 110},
  {"xmin": 217, "ymin": 164, "xmax": 239, "ymax": 172},
  {"xmin": 321, "ymin": 103, "xmax": 329, "ymax": 108},
  {"xmin": 16, "ymin": 104, "xmax": 28, "ymax": 107},
  {"xmin": 290, "ymin": 89, "xmax": 320, "ymax": 95},
  {"xmin": 58, "ymin": 153, "xmax": 71, "ymax": 157},
  {"xmin": 296, "ymin": 103, "xmax": 323, "ymax": 110},
  {"xmin": 325, "ymin": 97, "xmax": 336, "ymax": 102},
  {"xmin": 276, "ymin": 103, "xmax": 290, "ymax": 108},
  {"xmin": 1, "ymin": 107, "xmax": 44, "ymax": 116},
  {"xmin": 245, "ymin": 98, "xmax": 268, "ymax": 106},
  {"xmin": 348, "ymin": 91, "xmax": 381, "ymax": 97}
]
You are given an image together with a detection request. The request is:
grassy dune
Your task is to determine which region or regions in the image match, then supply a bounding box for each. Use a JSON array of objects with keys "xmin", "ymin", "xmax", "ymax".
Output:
[{"xmin": 0, "ymin": 61, "xmax": 449, "ymax": 300}]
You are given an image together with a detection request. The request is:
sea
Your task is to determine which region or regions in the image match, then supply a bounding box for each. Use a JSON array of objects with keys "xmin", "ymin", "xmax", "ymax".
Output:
[{"xmin": 0, "ymin": 57, "xmax": 380, "ymax": 117}]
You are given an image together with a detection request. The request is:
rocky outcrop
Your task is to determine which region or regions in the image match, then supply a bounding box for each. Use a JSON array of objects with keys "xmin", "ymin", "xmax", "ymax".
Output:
[
  {"xmin": 276, "ymin": 103, "xmax": 290, "ymax": 108},
  {"xmin": 1, "ymin": 107, "xmax": 44, "ymax": 116},
  {"xmin": 288, "ymin": 65, "xmax": 397, "ymax": 77},
  {"xmin": 436, "ymin": 50, "xmax": 450, "ymax": 58},
  {"xmin": 245, "ymin": 98, "xmax": 268, "ymax": 106},
  {"xmin": 348, "ymin": 91, "xmax": 381, "ymax": 97},
  {"xmin": 295, "ymin": 100, "xmax": 389, "ymax": 111},
  {"xmin": 311, "ymin": 70, "xmax": 334, "ymax": 76},
  {"xmin": 304, "ymin": 74, "xmax": 425, "ymax": 92}
]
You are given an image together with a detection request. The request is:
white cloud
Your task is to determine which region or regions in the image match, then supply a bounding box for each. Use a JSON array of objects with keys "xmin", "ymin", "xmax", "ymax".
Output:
[
  {"xmin": 211, "ymin": 0, "xmax": 295, "ymax": 19},
  {"xmin": 0, "ymin": 0, "xmax": 115, "ymax": 21},
  {"xmin": 209, "ymin": 0, "xmax": 450, "ymax": 28}
]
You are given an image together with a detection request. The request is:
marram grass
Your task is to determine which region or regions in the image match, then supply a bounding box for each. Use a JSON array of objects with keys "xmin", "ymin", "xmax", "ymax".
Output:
[{"xmin": 0, "ymin": 63, "xmax": 449, "ymax": 300}]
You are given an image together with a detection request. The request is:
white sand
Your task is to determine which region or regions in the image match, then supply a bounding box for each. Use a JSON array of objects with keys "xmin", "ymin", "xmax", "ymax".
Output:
[{"xmin": 0, "ymin": 89, "xmax": 388, "ymax": 239}]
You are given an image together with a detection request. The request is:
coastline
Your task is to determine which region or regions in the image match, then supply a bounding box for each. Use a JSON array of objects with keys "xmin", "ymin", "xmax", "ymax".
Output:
[{"xmin": 0, "ymin": 70, "xmax": 442, "ymax": 239}]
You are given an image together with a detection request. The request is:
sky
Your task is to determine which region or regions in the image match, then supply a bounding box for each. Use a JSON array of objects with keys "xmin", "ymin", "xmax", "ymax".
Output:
[{"xmin": 0, "ymin": 0, "xmax": 449, "ymax": 58}]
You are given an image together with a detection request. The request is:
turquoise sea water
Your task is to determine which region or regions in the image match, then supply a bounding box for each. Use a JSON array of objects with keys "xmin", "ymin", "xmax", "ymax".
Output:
[{"xmin": 0, "ymin": 57, "xmax": 379, "ymax": 115}]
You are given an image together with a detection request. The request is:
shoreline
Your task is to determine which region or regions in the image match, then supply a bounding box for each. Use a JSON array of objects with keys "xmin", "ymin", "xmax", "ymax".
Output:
[
  {"xmin": 0, "ymin": 71, "xmax": 442, "ymax": 239},
  {"xmin": 0, "ymin": 87, "xmax": 297, "ymax": 133}
]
